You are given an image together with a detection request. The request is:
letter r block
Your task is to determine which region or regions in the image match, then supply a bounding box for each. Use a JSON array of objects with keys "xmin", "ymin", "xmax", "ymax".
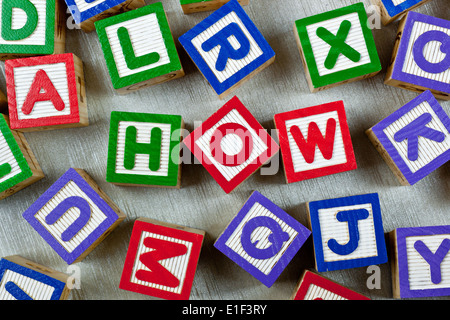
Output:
[
  {"xmin": 119, "ymin": 217, "xmax": 205, "ymax": 300},
  {"xmin": 22, "ymin": 168, "xmax": 126, "ymax": 264},
  {"xmin": 307, "ymin": 193, "xmax": 388, "ymax": 272}
]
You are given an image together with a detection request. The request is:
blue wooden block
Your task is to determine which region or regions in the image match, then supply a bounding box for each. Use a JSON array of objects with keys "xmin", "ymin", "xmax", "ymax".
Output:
[
  {"xmin": 179, "ymin": 0, "xmax": 275, "ymax": 99},
  {"xmin": 374, "ymin": 0, "xmax": 432, "ymax": 25},
  {"xmin": 307, "ymin": 193, "xmax": 388, "ymax": 272}
]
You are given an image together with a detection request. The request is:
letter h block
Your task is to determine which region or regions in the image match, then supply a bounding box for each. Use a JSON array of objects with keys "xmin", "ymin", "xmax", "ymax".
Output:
[
  {"xmin": 179, "ymin": 0, "xmax": 275, "ymax": 99},
  {"xmin": 307, "ymin": 193, "xmax": 388, "ymax": 272},
  {"xmin": 22, "ymin": 168, "xmax": 126, "ymax": 265},
  {"xmin": 95, "ymin": 2, "xmax": 185, "ymax": 94},
  {"xmin": 214, "ymin": 191, "xmax": 311, "ymax": 287},
  {"xmin": 390, "ymin": 225, "xmax": 450, "ymax": 298},
  {"xmin": 274, "ymin": 100, "xmax": 357, "ymax": 184},
  {"xmin": 366, "ymin": 90, "xmax": 450, "ymax": 186},
  {"xmin": 369, "ymin": 0, "xmax": 432, "ymax": 25},
  {"xmin": 119, "ymin": 217, "xmax": 205, "ymax": 300}
]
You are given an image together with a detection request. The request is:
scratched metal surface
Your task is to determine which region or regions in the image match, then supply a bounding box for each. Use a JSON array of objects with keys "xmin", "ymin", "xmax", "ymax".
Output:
[{"xmin": 0, "ymin": 0, "xmax": 449, "ymax": 300}]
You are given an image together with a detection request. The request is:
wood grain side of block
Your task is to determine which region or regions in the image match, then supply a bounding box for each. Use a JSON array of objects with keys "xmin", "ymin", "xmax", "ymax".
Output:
[{"xmin": 181, "ymin": 0, "xmax": 250, "ymax": 14}]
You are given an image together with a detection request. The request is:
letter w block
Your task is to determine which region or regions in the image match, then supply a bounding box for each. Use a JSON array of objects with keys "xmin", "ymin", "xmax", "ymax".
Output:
[{"xmin": 274, "ymin": 101, "xmax": 356, "ymax": 183}]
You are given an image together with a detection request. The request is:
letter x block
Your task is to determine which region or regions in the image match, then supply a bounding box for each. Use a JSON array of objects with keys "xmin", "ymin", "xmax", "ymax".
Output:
[
  {"xmin": 214, "ymin": 191, "xmax": 311, "ymax": 287},
  {"xmin": 366, "ymin": 90, "xmax": 450, "ymax": 186},
  {"xmin": 183, "ymin": 96, "xmax": 279, "ymax": 194},
  {"xmin": 106, "ymin": 111, "xmax": 184, "ymax": 188},
  {"xmin": 180, "ymin": 0, "xmax": 249, "ymax": 14},
  {"xmin": 119, "ymin": 217, "xmax": 205, "ymax": 300},
  {"xmin": 385, "ymin": 12, "xmax": 450, "ymax": 100},
  {"xmin": 22, "ymin": 168, "xmax": 126, "ymax": 265},
  {"xmin": 5, "ymin": 53, "xmax": 88, "ymax": 132},
  {"xmin": 179, "ymin": 0, "xmax": 275, "ymax": 99},
  {"xmin": 307, "ymin": 193, "xmax": 388, "ymax": 272},
  {"xmin": 0, "ymin": 0, "xmax": 65, "ymax": 60},
  {"xmin": 95, "ymin": 2, "xmax": 185, "ymax": 94},
  {"xmin": 370, "ymin": 0, "xmax": 432, "ymax": 25},
  {"xmin": 293, "ymin": 3, "xmax": 381, "ymax": 92},
  {"xmin": 390, "ymin": 225, "xmax": 450, "ymax": 299},
  {"xmin": 0, "ymin": 255, "xmax": 72, "ymax": 300},
  {"xmin": 291, "ymin": 270, "xmax": 370, "ymax": 300},
  {"xmin": 274, "ymin": 100, "xmax": 357, "ymax": 184}
]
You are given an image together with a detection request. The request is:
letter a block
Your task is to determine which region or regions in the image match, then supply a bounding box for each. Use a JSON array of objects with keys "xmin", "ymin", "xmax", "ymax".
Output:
[
  {"xmin": 307, "ymin": 193, "xmax": 388, "ymax": 272},
  {"xmin": 370, "ymin": 0, "xmax": 432, "ymax": 25},
  {"xmin": 274, "ymin": 100, "xmax": 357, "ymax": 184},
  {"xmin": 183, "ymin": 96, "xmax": 279, "ymax": 194},
  {"xmin": 106, "ymin": 111, "xmax": 184, "ymax": 188},
  {"xmin": 0, "ymin": 255, "xmax": 73, "ymax": 300},
  {"xmin": 22, "ymin": 168, "xmax": 126, "ymax": 265},
  {"xmin": 180, "ymin": 0, "xmax": 249, "ymax": 14},
  {"xmin": 95, "ymin": 3, "xmax": 185, "ymax": 94},
  {"xmin": 179, "ymin": 0, "xmax": 275, "ymax": 99},
  {"xmin": 0, "ymin": 0, "xmax": 65, "ymax": 60},
  {"xmin": 293, "ymin": 3, "xmax": 381, "ymax": 92},
  {"xmin": 390, "ymin": 225, "xmax": 450, "ymax": 298},
  {"xmin": 119, "ymin": 217, "xmax": 205, "ymax": 300},
  {"xmin": 366, "ymin": 90, "xmax": 450, "ymax": 186},
  {"xmin": 5, "ymin": 53, "xmax": 88, "ymax": 132},
  {"xmin": 385, "ymin": 12, "xmax": 450, "ymax": 100}
]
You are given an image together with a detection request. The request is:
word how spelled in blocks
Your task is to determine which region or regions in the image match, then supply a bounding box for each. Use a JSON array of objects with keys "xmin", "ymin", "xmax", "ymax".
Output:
[
  {"xmin": 0, "ymin": 115, "xmax": 44, "ymax": 200},
  {"xmin": 119, "ymin": 218, "xmax": 205, "ymax": 300},
  {"xmin": 179, "ymin": 0, "xmax": 275, "ymax": 99},
  {"xmin": 0, "ymin": 0, "xmax": 65, "ymax": 60},
  {"xmin": 65, "ymin": 0, "xmax": 145, "ymax": 32},
  {"xmin": 0, "ymin": 255, "xmax": 73, "ymax": 300},
  {"xmin": 307, "ymin": 193, "xmax": 388, "ymax": 272},
  {"xmin": 214, "ymin": 191, "xmax": 311, "ymax": 287},
  {"xmin": 385, "ymin": 12, "xmax": 449, "ymax": 100},
  {"xmin": 274, "ymin": 100, "xmax": 356, "ymax": 184},
  {"xmin": 180, "ymin": 0, "xmax": 249, "ymax": 14},
  {"xmin": 22, "ymin": 168, "xmax": 126, "ymax": 265},
  {"xmin": 390, "ymin": 225, "xmax": 450, "ymax": 298},
  {"xmin": 183, "ymin": 96, "xmax": 279, "ymax": 193},
  {"xmin": 95, "ymin": 2, "xmax": 184, "ymax": 94},
  {"xmin": 366, "ymin": 90, "xmax": 450, "ymax": 185},
  {"xmin": 291, "ymin": 270, "xmax": 370, "ymax": 300},
  {"xmin": 370, "ymin": 0, "xmax": 432, "ymax": 25},
  {"xmin": 106, "ymin": 111, "xmax": 184, "ymax": 188},
  {"xmin": 293, "ymin": 3, "xmax": 381, "ymax": 92},
  {"xmin": 5, "ymin": 53, "xmax": 88, "ymax": 132}
]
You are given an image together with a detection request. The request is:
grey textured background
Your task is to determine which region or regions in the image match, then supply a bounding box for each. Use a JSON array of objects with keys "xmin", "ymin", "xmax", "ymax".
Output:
[{"xmin": 0, "ymin": 0, "xmax": 449, "ymax": 300}]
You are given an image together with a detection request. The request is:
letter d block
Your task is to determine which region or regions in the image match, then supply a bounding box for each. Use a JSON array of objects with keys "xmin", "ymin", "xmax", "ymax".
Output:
[
  {"xmin": 214, "ymin": 191, "xmax": 311, "ymax": 287},
  {"xmin": 95, "ymin": 2, "xmax": 185, "ymax": 94},
  {"xmin": 307, "ymin": 193, "xmax": 388, "ymax": 272},
  {"xmin": 22, "ymin": 168, "xmax": 126, "ymax": 265},
  {"xmin": 119, "ymin": 217, "xmax": 205, "ymax": 300},
  {"xmin": 179, "ymin": 0, "xmax": 275, "ymax": 99}
]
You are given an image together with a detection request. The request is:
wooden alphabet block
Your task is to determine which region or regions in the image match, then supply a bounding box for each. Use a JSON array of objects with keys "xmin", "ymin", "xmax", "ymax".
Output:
[
  {"xmin": 0, "ymin": 115, "xmax": 44, "ymax": 200},
  {"xmin": 64, "ymin": 0, "xmax": 145, "ymax": 33},
  {"xmin": 106, "ymin": 111, "xmax": 184, "ymax": 188},
  {"xmin": 384, "ymin": 12, "xmax": 449, "ymax": 100},
  {"xmin": 180, "ymin": 0, "xmax": 249, "ymax": 14},
  {"xmin": 95, "ymin": 2, "xmax": 185, "ymax": 94},
  {"xmin": 0, "ymin": 255, "xmax": 73, "ymax": 300},
  {"xmin": 22, "ymin": 168, "xmax": 126, "ymax": 265},
  {"xmin": 390, "ymin": 225, "xmax": 450, "ymax": 298},
  {"xmin": 178, "ymin": 0, "xmax": 275, "ymax": 99},
  {"xmin": 183, "ymin": 96, "xmax": 279, "ymax": 194},
  {"xmin": 214, "ymin": 191, "xmax": 311, "ymax": 287},
  {"xmin": 0, "ymin": 0, "xmax": 65, "ymax": 60},
  {"xmin": 119, "ymin": 217, "xmax": 205, "ymax": 300},
  {"xmin": 366, "ymin": 90, "xmax": 450, "ymax": 186},
  {"xmin": 307, "ymin": 193, "xmax": 388, "ymax": 272},
  {"xmin": 370, "ymin": 0, "xmax": 432, "ymax": 25},
  {"xmin": 293, "ymin": 3, "xmax": 382, "ymax": 92},
  {"xmin": 274, "ymin": 100, "xmax": 357, "ymax": 184},
  {"xmin": 0, "ymin": 89, "xmax": 8, "ymax": 113},
  {"xmin": 291, "ymin": 270, "xmax": 370, "ymax": 300},
  {"xmin": 5, "ymin": 53, "xmax": 88, "ymax": 132}
]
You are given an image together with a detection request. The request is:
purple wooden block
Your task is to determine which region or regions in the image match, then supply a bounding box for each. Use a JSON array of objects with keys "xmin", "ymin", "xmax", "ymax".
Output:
[
  {"xmin": 22, "ymin": 168, "xmax": 123, "ymax": 264},
  {"xmin": 394, "ymin": 225, "xmax": 450, "ymax": 298},
  {"xmin": 213, "ymin": 190, "xmax": 311, "ymax": 287}
]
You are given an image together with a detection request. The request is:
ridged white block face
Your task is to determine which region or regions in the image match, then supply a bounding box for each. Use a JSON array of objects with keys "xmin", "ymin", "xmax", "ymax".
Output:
[
  {"xmin": 0, "ymin": 269, "xmax": 55, "ymax": 300},
  {"xmin": 0, "ymin": 130, "xmax": 21, "ymax": 184},
  {"xmin": 304, "ymin": 283, "xmax": 347, "ymax": 300},
  {"xmin": 392, "ymin": 0, "xmax": 408, "ymax": 5},
  {"xmin": 73, "ymin": 0, "xmax": 106, "ymax": 12}
]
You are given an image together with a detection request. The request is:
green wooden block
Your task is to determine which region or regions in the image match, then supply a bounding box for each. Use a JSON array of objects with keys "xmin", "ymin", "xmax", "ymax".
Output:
[
  {"xmin": 293, "ymin": 2, "xmax": 381, "ymax": 92},
  {"xmin": 95, "ymin": 2, "xmax": 184, "ymax": 94},
  {"xmin": 106, "ymin": 111, "xmax": 184, "ymax": 188}
]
